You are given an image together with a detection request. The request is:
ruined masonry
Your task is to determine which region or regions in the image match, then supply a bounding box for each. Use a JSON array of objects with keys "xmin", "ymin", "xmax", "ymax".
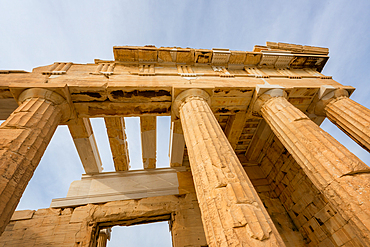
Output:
[{"xmin": 0, "ymin": 42, "xmax": 370, "ymax": 246}]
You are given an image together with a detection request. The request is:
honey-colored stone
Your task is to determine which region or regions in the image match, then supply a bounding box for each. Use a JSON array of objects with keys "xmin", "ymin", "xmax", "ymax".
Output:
[
  {"xmin": 104, "ymin": 117, "xmax": 130, "ymax": 171},
  {"xmin": 0, "ymin": 194, "xmax": 206, "ymax": 247},
  {"xmin": 176, "ymin": 89, "xmax": 285, "ymax": 246},
  {"xmin": 140, "ymin": 116, "xmax": 157, "ymax": 169},
  {"xmin": 1, "ymin": 43, "xmax": 370, "ymax": 246},
  {"xmin": 260, "ymin": 94, "xmax": 370, "ymax": 244},
  {"xmin": 325, "ymin": 95, "xmax": 370, "ymax": 152},
  {"xmin": 0, "ymin": 88, "xmax": 69, "ymax": 235},
  {"xmin": 68, "ymin": 117, "xmax": 103, "ymax": 173},
  {"xmin": 97, "ymin": 228, "xmax": 111, "ymax": 247}
]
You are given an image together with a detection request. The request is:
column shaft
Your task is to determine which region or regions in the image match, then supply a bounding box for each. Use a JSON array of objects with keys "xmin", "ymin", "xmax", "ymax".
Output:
[
  {"xmin": 97, "ymin": 235, "xmax": 108, "ymax": 247},
  {"xmin": 0, "ymin": 96, "xmax": 63, "ymax": 234},
  {"xmin": 326, "ymin": 96, "xmax": 370, "ymax": 152},
  {"xmin": 261, "ymin": 96, "xmax": 370, "ymax": 242},
  {"xmin": 179, "ymin": 96, "xmax": 284, "ymax": 247},
  {"xmin": 97, "ymin": 230, "xmax": 110, "ymax": 247}
]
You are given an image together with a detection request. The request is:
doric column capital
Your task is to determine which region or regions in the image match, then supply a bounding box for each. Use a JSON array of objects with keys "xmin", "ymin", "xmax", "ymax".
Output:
[
  {"xmin": 97, "ymin": 228, "xmax": 111, "ymax": 247},
  {"xmin": 172, "ymin": 88, "xmax": 211, "ymax": 118},
  {"xmin": 252, "ymin": 87, "xmax": 287, "ymax": 117},
  {"xmin": 315, "ymin": 87, "xmax": 349, "ymax": 116},
  {"xmin": 99, "ymin": 228, "xmax": 111, "ymax": 240},
  {"xmin": 17, "ymin": 88, "xmax": 71, "ymax": 122}
]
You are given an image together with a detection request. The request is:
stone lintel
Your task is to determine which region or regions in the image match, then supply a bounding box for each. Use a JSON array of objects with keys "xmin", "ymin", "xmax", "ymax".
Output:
[
  {"xmin": 1, "ymin": 75, "xmax": 346, "ymax": 119},
  {"xmin": 50, "ymin": 167, "xmax": 187, "ymax": 208},
  {"xmin": 74, "ymin": 102, "xmax": 172, "ymax": 118},
  {"xmin": 2, "ymin": 193, "xmax": 206, "ymax": 247}
]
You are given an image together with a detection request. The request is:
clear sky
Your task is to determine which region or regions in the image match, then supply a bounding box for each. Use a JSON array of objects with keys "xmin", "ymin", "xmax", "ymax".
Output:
[{"xmin": 1, "ymin": 0, "xmax": 370, "ymax": 246}]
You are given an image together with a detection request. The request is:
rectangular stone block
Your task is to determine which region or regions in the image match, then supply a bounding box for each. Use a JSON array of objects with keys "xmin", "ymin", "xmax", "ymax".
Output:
[
  {"xmin": 10, "ymin": 210, "xmax": 34, "ymax": 221},
  {"xmin": 332, "ymin": 228, "xmax": 351, "ymax": 246},
  {"xmin": 314, "ymin": 204, "xmax": 336, "ymax": 224},
  {"xmin": 52, "ymin": 167, "xmax": 185, "ymax": 208}
]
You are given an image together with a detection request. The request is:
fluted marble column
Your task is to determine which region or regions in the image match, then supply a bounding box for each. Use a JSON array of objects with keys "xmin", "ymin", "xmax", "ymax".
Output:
[
  {"xmin": 258, "ymin": 89, "xmax": 370, "ymax": 242},
  {"xmin": 320, "ymin": 89, "xmax": 370, "ymax": 152},
  {"xmin": 0, "ymin": 88, "xmax": 70, "ymax": 235},
  {"xmin": 97, "ymin": 228, "xmax": 111, "ymax": 247},
  {"xmin": 174, "ymin": 89, "xmax": 284, "ymax": 247}
]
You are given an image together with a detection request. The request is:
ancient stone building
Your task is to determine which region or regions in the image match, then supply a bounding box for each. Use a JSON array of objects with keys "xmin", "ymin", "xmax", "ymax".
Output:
[{"xmin": 0, "ymin": 42, "xmax": 370, "ymax": 246}]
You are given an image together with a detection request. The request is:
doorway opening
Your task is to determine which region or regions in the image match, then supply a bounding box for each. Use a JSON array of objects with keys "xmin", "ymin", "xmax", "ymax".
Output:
[{"xmin": 104, "ymin": 221, "xmax": 172, "ymax": 247}]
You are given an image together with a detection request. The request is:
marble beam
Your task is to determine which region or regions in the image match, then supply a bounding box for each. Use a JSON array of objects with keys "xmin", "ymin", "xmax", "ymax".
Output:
[
  {"xmin": 68, "ymin": 118, "xmax": 103, "ymax": 174},
  {"xmin": 140, "ymin": 116, "xmax": 156, "ymax": 169},
  {"xmin": 169, "ymin": 120, "xmax": 185, "ymax": 167},
  {"xmin": 104, "ymin": 117, "xmax": 130, "ymax": 171}
]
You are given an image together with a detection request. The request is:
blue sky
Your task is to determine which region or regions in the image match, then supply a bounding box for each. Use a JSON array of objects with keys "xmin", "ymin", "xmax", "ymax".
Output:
[{"xmin": 1, "ymin": 0, "xmax": 370, "ymax": 246}]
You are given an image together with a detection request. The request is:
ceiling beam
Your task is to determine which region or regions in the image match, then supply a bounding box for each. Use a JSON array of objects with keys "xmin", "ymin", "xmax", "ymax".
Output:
[
  {"xmin": 169, "ymin": 120, "xmax": 185, "ymax": 167},
  {"xmin": 140, "ymin": 116, "xmax": 156, "ymax": 169},
  {"xmin": 244, "ymin": 120, "xmax": 273, "ymax": 163},
  {"xmin": 104, "ymin": 117, "xmax": 130, "ymax": 171},
  {"xmin": 68, "ymin": 118, "xmax": 103, "ymax": 174},
  {"xmin": 224, "ymin": 111, "xmax": 248, "ymax": 149}
]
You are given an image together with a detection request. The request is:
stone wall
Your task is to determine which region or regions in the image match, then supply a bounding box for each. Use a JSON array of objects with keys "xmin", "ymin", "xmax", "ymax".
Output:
[
  {"xmin": 0, "ymin": 193, "xmax": 206, "ymax": 247},
  {"xmin": 0, "ymin": 208, "xmax": 93, "ymax": 247},
  {"xmin": 257, "ymin": 134, "xmax": 364, "ymax": 246}
]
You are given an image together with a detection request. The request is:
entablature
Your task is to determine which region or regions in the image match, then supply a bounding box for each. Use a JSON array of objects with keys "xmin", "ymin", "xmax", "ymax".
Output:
[
  {"xmin": 0, "ymin": 75, "xmax": 353, "ymax": 118},
  {"xmin": 113, "ymin": 41, "xmax": 329, "ymax": 72},
  {"xmin": 0, "ymin": 42, "xmax": 360, "ymax": 181},
  {"xmin": 0, "ymin": 42, "xmax": 333, "ymax": 120}
]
